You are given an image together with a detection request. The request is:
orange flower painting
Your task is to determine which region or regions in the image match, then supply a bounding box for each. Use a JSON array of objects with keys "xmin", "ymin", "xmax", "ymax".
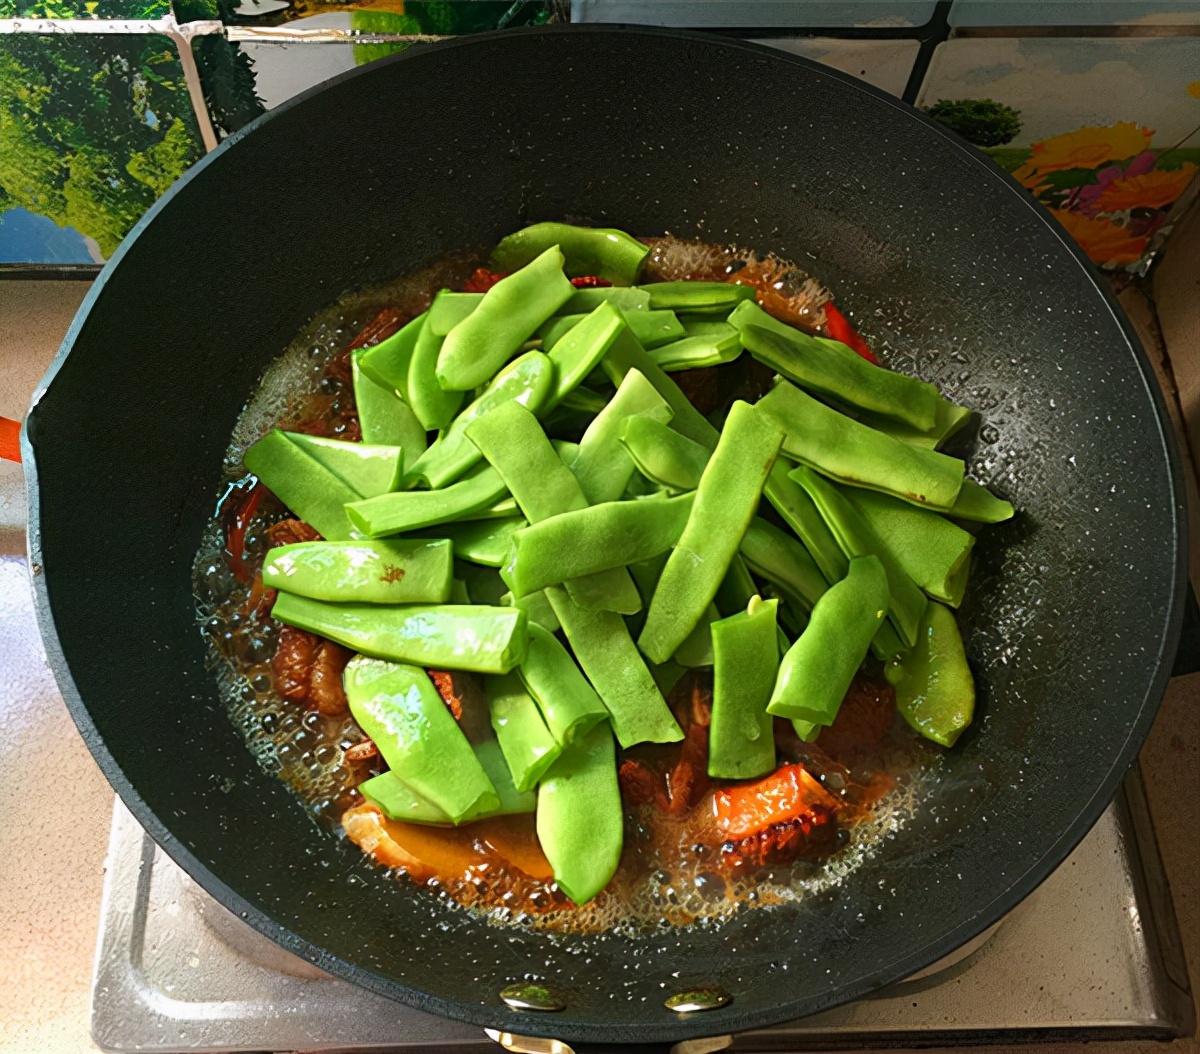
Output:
[
  {"xmin": 1012, "ymin": 122, "xmax": 1153, "ymax": 185},
  {"xmin": 1048, "ymin": 210, "xmax": 1149, "ymax": 266},
  {"xmin": 1092, "ymin": 166, "xmax": 1199, "ymax": 213}
]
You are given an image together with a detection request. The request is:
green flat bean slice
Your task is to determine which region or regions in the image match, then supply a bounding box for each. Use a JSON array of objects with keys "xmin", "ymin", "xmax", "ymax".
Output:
[
  {"xmin": 648, "ymin": 330, "xmax": 742, "ymax": 372},
  {"xmin": 460, "ymin": 495, "xmax": 520, "ymax": 521},
  {"xmin": 450, "ymin": 578, "xmax": 471, "ymax": 604},
  {"xmin": 638, "ymin": 401, "xmax": 783, "ymax": 664},
  {"xmin": 408, "ymin": 516, "xmax": 526, "ymax": 568},
  {"xmin": 243, "ymin": 429, "xmax": 359, "ymax": 540},
  {"xmin": 345, "ymin": 657, "xmax": 497, "ymax": 823},
  {"xmin": 345, "ymin": 463, "xmax": 509, "ymax": 537},
  {"xmin": 844, "ymin": 488, "xmax": 975, "ymax": 606},
  {"xmin": 356, "ymin": 313, "xmax": 424, "ymax": 398},
  {"xmin": 262, "ymin": 539, "xmax": 452, "ymax": 604},
  {"xmin": 739, "ymin": 516, "xmax": 828, "ymax": 612},
  {"xmin": 545, "ymin": 585, "xmax": 682, "ymax": 748},
  {"xmin": 950, "ymin": 478, "xmax": 1015, "ymax": 523},
  {"xmin": 504, "ymin": 493, "xmax": 694, "ymax": 599},
  {"xmin": 536, "ymin": 720, "xmax": 624, "ymax": 906},
  {"xmin": 642, "ymin": 281, "xmax": 755, "ymax": 314},
  {"xmin": 709, "ymin": 596, "xmax": 779, "ymax": 780},
  {"xmin": 428, "ymin": 290, "xmax": 482, "ymax": 336},
  {"xmin": 438, "ymin": 246, "xmax": 574, "ymax": 391},
  {"xmin": 620, "ymin": 415, "xmax": 710, "ymax": 492},
  {"xmin": 465, "ymin": 401, "xmax": 641, "ymax": 615},
  {"xmin": 501, "ymin": 589, "xmax": 560, "ymax": 633},
  {"xmin": 360, "ymin": 738, "xmax": 535, "ymax": 825},
  {"xmin": 756, "ymin": 379, "xmax": 965, "ymax": 510},
  {"xmin": 763, "ymin": 462, "xmax": 847, "ymax": 585},
  {"xmin": 544, "ymin": 302, "xmax": 627, "ymax": 411},
  {"xmin": 273, "ymin": 592, "xmax": 527, "ymax": 674},
  {"xmin": 407, "ymin": 314, "xmax": 464, "ymax": 430},
  {"xmin": 730, "ymin": 301, "xmax": 942, "ymax": 432},
  {"xmin": 558, "ymin": 387, "xmax": 608, "ymax": 414},
  {"xmin": 456, "ymin": 561, "xmax": 507, "ymax": 607},
  {"xmin": 571, "ymin": 369, "xmax": 674, "ymax": 504},
  {"xmin": 540, "ymin": 309, "xmax": 682, "ymax": 351},
  {"xmin": 790, "ymin": 465, "xmax": 928, "ymax": 648},
  {"xmin": 767, "ymin": 555, "xmax": 889, "ymax": 726},
  {"xmin": 487, "ymin": 671, "xmax": 562, "ymax": 793},
  {"xmin": 517, "ymin": 623, "xmax": 609, "ymax": 746},
  {"xmin": 680, "ymin": 317, "xmax": 738, "ymax": 339},
  {"xmin": 352, "ymin": 351, "xmax": 428, "ymax": 455},
  {"xmin": 283, "ymin": 432, "xmax": 403, "ymax": 498},
  {"xmin": 857, "ymin": 399, "xmax": 974, "ymax": 451},
  {"xmin": 492, "ymin": 223, "xmax": 650, "ymax": 286},
  {"xmin": 673, "ymin": 602, "xmax": 719, "ymax": 668},
  {"xmin": 715, "ymin": 555, "xmax": 759, "ymax": 617},
  {"xmin": 565, "ymin": 287, "xmax": 652, "ymax": 313},
  {"xmin": 887, "ymin": 601, "xmax": 975, "ymax": 747}
]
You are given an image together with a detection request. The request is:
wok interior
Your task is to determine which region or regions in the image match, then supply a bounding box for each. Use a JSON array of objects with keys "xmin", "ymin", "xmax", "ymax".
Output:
[{"xmin": 27, "ymin": 29, "xmax": 1181, "ymax": 1042}]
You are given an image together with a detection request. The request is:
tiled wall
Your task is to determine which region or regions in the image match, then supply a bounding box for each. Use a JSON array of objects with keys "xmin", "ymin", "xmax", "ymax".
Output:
[{"xmin": 2, "ymin": 0, "xmax": 1197, "ymax": 271}]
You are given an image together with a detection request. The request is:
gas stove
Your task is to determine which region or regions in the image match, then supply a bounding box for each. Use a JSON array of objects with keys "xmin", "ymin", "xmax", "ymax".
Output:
[{"xmin": 90, "ymin": 766, "xmax": 1193, "ymax": 1053}]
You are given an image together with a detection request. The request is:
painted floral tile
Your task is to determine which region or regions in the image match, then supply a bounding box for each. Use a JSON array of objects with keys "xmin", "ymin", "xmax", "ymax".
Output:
[
  {"xmin": 0, "ymin": 32, "xmax": 206, "ymax": 263},
  {"xmin": 212, "ymin": 0, "xmax": 558, "ymax": 30},
  {"xmin": 949, "ymin": 0, "xmax": 1200, "ymax": 26},
  {"xmin": 753, "ymin": 37, "xmax": 919, "ymax": 97},
  {"xmin": 0, "ymin": 0, "xmax": 168, "ymax": 16},
  {"xmin": 918, "ymin": 37, "xmax": 1200, "ymax": 268},
  {"xmin": 572, "ymin": 1, "xmax": 936, "ymax": 27}
]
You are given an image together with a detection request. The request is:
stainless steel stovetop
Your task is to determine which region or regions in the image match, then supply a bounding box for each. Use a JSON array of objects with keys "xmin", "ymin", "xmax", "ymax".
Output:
[{"xmin": 90, "ymin": 767, "xmax": 1193, "ymax": 1053}]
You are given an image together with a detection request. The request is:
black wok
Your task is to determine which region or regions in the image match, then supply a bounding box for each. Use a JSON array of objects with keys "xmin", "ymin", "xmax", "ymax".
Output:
[{"xmin": 25, "ymin": 25, "xmax": 1188, "ymax": 1047}]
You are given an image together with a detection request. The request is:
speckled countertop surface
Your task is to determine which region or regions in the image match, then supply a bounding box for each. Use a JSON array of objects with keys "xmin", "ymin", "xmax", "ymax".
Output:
[{"xmin": 1, "ymin": 207, "xmax": 1196, "ymax": 1053}]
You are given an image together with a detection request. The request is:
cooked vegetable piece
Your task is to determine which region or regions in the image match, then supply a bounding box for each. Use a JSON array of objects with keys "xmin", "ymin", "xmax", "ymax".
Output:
[
  {"xmin": 767, "ymin": 555, "xmax": 889, "ymax": 725},
  {"xmin": 487, "ymin": 671, "xmax": 562, "ymax": 792},
  {"xmin": 844, "ymin": 488, "xmax": 975, "ymax": 606},
  {"xmin": 642, "ymin": 280, "xmax": 755, "ymax": 314},
  {"xmin": 887, "ymin": 601, "xmax": 975, "ymax": 747},
  {"xmin": 562, "ymin": 286, "xmax": 652, "ymax": 313},
  {"xmin": 409, "ymin": 516, "xmax": 525, "ymax": 568},
  {"xmin": 462, "ymin": 496, "xmax": 521, "ymax": 521},
  {"xmin": 438, "ymin": 246, "xmax": 574, "ymax": 391},
  {"xmin": 243, "ymin": 429, "xmax": 359, "ymax": 540},
  {"xmin": 344, "ymin": 657, "xmax": 498, "ymax": 822},
  {"xmin": 571, "ymin": 369, "xmax": 673, "ymax": 503},
  {"xmin": 536, "ymin": 720, "xmax": 624, "ymax": 904},
  {"xmin": 359, "ymin": 739, "xmax": 534, "ymax": 825},
  {"xmin": 404, "ymin": 350, "xmax": 555, "ymax": 488},
  {"xmin": 545, "ymin": 584, "xmax": 682, "ymax": 747},
  {"xmin": 756, "ymin": 380, "xmax": 965, "ymax": 510},
  {"xmin": 739, "ymin": 516, "xmax": 827, "ymax": 612},
  {"xmin": 638, "ymin": 401, "xmax": 784, "ymax": 664},
  {"xmin": 713, "ymin": 762, "xmax": 838, "ymax": 839},
  {"xmin": 465, "ymin": 401, "xmax": 640, "ymax": 615},
  {"xmin": 450, "ymin": 578, "xmax": 471, "ymax": 604},
  {"xmin": 543, "ymin": 302, "xmax": 627, "ymax": 411},
  {"xmin": 857, "ymin": 399, "xmax": 973, "ymax": 450},
  {"xmin": 356, "ymin": 313, "xmax": 423, "ymax": 398},
  {"xmin": 558, "ymin": 387, "xmax": 608, "ymax": 414},
  {"xmin": 730, "ymin": 301, "xmax": 943, "ymax": 431},
  {"xmin": 492, "ymin": 223, "xmax": 650, "ymax": 285},
  {"xmin": 262, "ymin": 539, "xmax": 452, "ymax": 604},
  {"xmin": 791, "ymin": 465, "xmax": 927, "ymax": 647},
  {"xmin": 619, "ymin": 415, "xmax": 710, "ymax": 492},
  {"xmin": 715, "ymin": 554, "xmax": 758, "ymax": 616},
  {"xmin": 648, "ymin": 329, "xmax": 742, "ymax": 372},
  {"xmin": 871, "ymin": 620, "xmax": 909, "ymax": 662},
  {"xmin": 455, "ymin": 561, "xmax": 507, "ymax": 607},
  {"xmin": 950, "ymin": 478, "xmax": 1015, "ymax": 523},
  {"xmin": 517, "ymin": 623, "xmax": 609, "ymax": 746},
  {"xmin": 541, "ymin": 309, "xmax": 682, "ymax": 351},
  {"xmin": 271, "ymin": 592, "xmax": 527, "ymax": 674},
  {"xmin": 673, "ymin": 602, "xmax": 719, "ymax": 667},
  {"xmin": 427, "ymin": 290, "xmax": 482, "ymax": 336},
  {"xmin": 763, "ymin": 462, "xmax": 848, "ymax": 585},
  {"xmin": 501, "ymin": 589, "xmax": 560, "ymax": 633},
  {"xmin": 352, "ymin": 352, "xmax": 428, "ymax": 455},
  {"xmin": 407, "ymin": 315, "xmax": 464, "ymax": 430},
  {"xmin": 345, "ymin": 463, "xmax": 509, "ymax": 537},
  {"xmin": 282, "ymin": 432, "xmax": 403, "ymax": 497},
  {"xmin": 504, "ymin": 493, "xmax": 694, "ymax": 599},
  {"xmin": 709, "ymin": 595, "xmax": 780, "ymax": 779}
]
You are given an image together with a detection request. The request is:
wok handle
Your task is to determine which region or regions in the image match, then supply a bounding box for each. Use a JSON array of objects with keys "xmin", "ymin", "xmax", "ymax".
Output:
[{"xmin": 487, "ymin": 1030, "xmax": 732, "ymax": 1054}]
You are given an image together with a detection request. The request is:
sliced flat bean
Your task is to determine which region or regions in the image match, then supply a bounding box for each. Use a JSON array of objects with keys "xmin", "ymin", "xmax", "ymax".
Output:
[
  {"xmin": 345, "ymin": 463, "xmax": 509, "ymax": 537},
  {"xmin": 642, "ymin": 280, "xmax": 755, "ymax": 314},
  {"xmin": 501, "ymin": 589, "xmax": 560, "ymax": 633},
  {"xmin": 763, "ymin": 461, "xmax": 848, "ymax": 585},
  {"xmin": 456, "ymin": 561, "xmax": 507, "ymax": 607},
  {"xmin": 638, "ymin": 401, "xmax": 783, "ymax": 664},
  {"xmin": 344, "ymin": 657, "xmax": 497, "ymax": 822},
  {"xmin": 709, "ymin": 596, "xmax": 779, "ymax": 779},
  {"xmin": 405, "ymin": 350, "xmax": 554, "ymax": 488},
  {"xmin": 536, "ymin": 720, "xmax": 623, "ymax": 905},
  {"xmin": 714, "ymin": 555, "xmax": 758, "ymax": 617},
  {"xmin": 545, "ymin": 585, "xmax": 681, "ymax": 747},
  {"xmin": 438, "ymin": 246, "xmax": 574, "ymax": 391},
  {"xmin": 544, "ymin": 302, "xmax": 627, "ymax": 411},
  {"xmin": 887, "ymin": 601, "xmax": 974, "ymax": 747},
  {"xmin": 680, "ymin": 317, "xmax": 738, "ymax": 339},
  {"xmin": 673, "ymin": 603, "xmax": 718, "ymax": 667},
  {"xmin": 487, "ymin": 671, "xmax": 562, "ymax": 792},
  {"xmin": 428, "ymin": 290, "xmax": 482, "ymax": 336},
  {"xmin": 858, "ymin": 399, "xmax": 973, "ymax": 450},
  {"xmin": 648, "ymin": 330, "xmax": 742, "ymax": 372},
  {"xmin": 767, "ymin": 556, "xmax": 889, "ymax": 726},
  {"xmin": 517, "ymin": 623, "xmax": 609, "ymax": 746},
  {"xmin": 243, "ymin": 429, "xmax": 359, "ymax": 540},
  {"xmin": 564, "ymin": 286, "xmax": 651, "ymax": 313},
  {"xmin": 558, "ymin": 387, "xmax": 608, "ymax": 414},
  {"xmin": 492, "ymin": 223, "xmax": 650, "ymax": 285},
  {"xmin": 950, "ymin": 478, "xmax": 1015, "ymax": 523},
  {"xmin": 540, "ymin": 309, "xmax": 682, "ymax": 350},
  {"xmin": 407, "ymin": 315, "xmax": 463, "ymax": 430},
  {"xmin": 262, "ymin": 539, "xmax": 452, "ymax": 604},
  {"xmin": 465, "ymin": 401, "xmax": 640, "ymax": 615},
  {"xmin": 271, "ymin": 592, "xmax": 528, "ymax": 674},
  {"xmin": 871, "ymin": 620, "xmax": 909, "ymax": 662},
  {"xmin": 739, "ymin": 516, "xmax": 827, "ymax": 611},
  {"xmin": 450, "ymin": 578, "xmax": 471, "ymax": 604},
  {"xmin": 844, "ymin": 487, "xmax": 975, "ymax": 606},
  {"xmin": 408, "ymin": 516, "xmax": 525, "ymax": 568},
  {"xmin": 790, "ymin": 465, "xmax": 928, "ymax": 648},
  {"xmin": 504, "ymin": 493, "xmax": 694, "ymax": 599},
  {"xmin": 283, "ymin": 432, "xmax": 403, "ymax": 497},
  {"xmin": 620, "ymin": 415, "xmax": 709, "ymax": 492},
  {"xmin": 359, "ymin": 738, "xmax": 535, "ymax": 825},
  {"xmin": 352, "ymin": 351, "xmax": 428, "ymax": 455},
  {"xmin": 730, "ymin": 301, "xmax": 942, "ymax": 431},
  {"xmin": 461, "ymin": 495, "xmax": 520, "ymax": 521},
  {"xmin": 356, "ymin": 313, "xmax": 423, "ymax": 398},
  {"xmin": 571, "ymin": 369, "xmax": 673, "ymax": 503},
  {"xmin": 756, "ymin": 379, "xmax": 965, "ymax": 510}
]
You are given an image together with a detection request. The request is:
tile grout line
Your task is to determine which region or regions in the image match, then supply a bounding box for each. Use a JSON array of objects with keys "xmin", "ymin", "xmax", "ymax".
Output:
[{"xmin": 169, "ymin": 17, "xmax": 222, "ymax": 152}]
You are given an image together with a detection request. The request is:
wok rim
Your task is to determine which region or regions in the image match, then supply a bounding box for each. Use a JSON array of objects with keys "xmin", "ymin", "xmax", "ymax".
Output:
[{"xmin": 23, "ymin": 23, "xmax": 1189, "ymax": 1044}]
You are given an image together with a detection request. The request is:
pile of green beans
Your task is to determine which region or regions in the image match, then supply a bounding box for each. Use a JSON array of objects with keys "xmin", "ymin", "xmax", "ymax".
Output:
[{"xmin": 242, "ymin": 222, "xmax": 1014, "ymax": 905}]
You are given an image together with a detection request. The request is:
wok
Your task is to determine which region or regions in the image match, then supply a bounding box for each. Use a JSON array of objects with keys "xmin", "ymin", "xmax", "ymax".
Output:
[{"xmin": 24, "ymin": 25, "xmax": 1187, "ymax": 1047}]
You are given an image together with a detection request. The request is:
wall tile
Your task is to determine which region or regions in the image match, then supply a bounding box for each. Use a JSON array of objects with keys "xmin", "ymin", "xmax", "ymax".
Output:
[
  {"xmin": 571, "ymin": 1, "xmax": 936, "ymax": 28},
  {"xmin": 949, "ymin": 0, "xmax": 1200, "ymax": 26},
  {"xmin": 753, "ymin": 36, "xmax": 920, "ymax": 96},
  {"xmin": 0, "ymin": 0, "xmax": 168, "ymax": 17}
]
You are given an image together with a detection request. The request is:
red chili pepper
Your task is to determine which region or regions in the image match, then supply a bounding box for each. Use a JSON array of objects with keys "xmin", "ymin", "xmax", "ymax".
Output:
[
  {"xmin": 220, "ymin": 479, "xmax": 264, "ymax": 584},
  {"xmin": 463, "ymin": 267, "xmax": 507, "ymax": 292},
  {"xmin": 0, "ymin": 416, "xmax": 20, "ymax": 463},
  {"xmin": 347, "ymin": 307, "xmax": 407, "ymax": 351},
  {"xmin": 824, "ymin": 303, "xmax": 878, "ymax": 365},
  {"xmin": 569, "ymin": 275, "xmax": 612, "ymax": 288}
]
